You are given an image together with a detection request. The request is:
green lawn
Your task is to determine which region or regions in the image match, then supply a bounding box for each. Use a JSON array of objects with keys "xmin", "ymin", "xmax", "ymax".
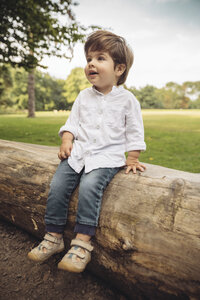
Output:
[
  {"xmin": 141, "ymin": 110, "xmax": 200, "ymax": 173},
  {"xmin": 0, "ymin": 110, "xmax": 200, "ymax": 173},
  {"xmin": 0, "ymin": 111, "xmax": 69, "ymax": 146}
]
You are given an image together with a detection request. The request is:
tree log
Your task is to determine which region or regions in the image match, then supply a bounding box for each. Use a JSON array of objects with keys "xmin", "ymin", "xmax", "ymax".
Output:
[{"xmin": 0, "ymin": 139, "xmax": 199, "ymax": 300}]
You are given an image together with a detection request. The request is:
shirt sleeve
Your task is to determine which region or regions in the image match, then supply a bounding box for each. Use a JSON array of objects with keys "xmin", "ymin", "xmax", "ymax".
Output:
[
  {"xmin": 125, "ymin": 95, "xmax": 146, "ymax": 152},
  {"xmin": 58, "ymin": 93, "xmax": 80, "ymax": 138}
]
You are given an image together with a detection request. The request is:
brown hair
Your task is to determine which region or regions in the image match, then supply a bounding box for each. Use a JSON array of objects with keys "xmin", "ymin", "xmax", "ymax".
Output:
[{"xmin": 84, "ymin": 30, "xmax": 134, "ymax": 86}]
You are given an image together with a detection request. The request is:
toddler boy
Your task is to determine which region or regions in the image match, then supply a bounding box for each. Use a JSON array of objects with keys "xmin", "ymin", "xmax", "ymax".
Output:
[{"xmin": 28, "ymin": 30, "xmax": 146, "ymax": 273}]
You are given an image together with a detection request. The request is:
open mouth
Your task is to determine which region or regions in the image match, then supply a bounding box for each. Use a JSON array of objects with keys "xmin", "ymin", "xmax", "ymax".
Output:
[{"xmin": 89, "ymin": 71, "xmax": 98, "ymax": 75}]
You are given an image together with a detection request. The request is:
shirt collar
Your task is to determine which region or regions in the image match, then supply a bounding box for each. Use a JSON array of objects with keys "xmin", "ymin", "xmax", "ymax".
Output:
[{"xmin": 91, "ymin": 85, "xmax": 124, "ymax": 96}]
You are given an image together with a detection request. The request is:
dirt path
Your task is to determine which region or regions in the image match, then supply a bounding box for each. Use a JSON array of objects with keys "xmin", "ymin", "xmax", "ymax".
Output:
[{"xmin": 0, "ymin": 220, "xmax": 126, "ymax": 300}]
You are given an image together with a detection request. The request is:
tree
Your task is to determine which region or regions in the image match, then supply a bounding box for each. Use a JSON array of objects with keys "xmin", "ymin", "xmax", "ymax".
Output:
[
  {"xmin": 11, "ymin": 67, "xmax": 29, "ymax": 110},
  {"xmin": 0, "ymin": 0, "xmax": 91, "ymax": 117},
  {"xmin": 52, "ymin": 79, "xmax": 69, "ymax": 111},
  {"xmin": 63, "ymin": 67, "xmax": 91, "ymax": 104},
  {"xmin": 183, "ymin": 81, "xmax": 200, "ymax": 108},
  {"xmin": 34, "ymin": 71, "xmax": 68, "ymax": 111},
  {"xmin": 129, "ymin": 85, "xmax": 164, "ymax": 109},
  {"xmin": 165, "ymin": 82, "xmax": 190, "ymax": 109},
  {"xmin": 189, "ymin": 98, "xmax": 200, "ymax": 109},
  {"xmin": 155, "ymin": 87, "xmax": 174, "ymax": 109},
  {"xmin": 0, "ymin": 65, "xmax": 73, "ymax": 112},
  {"xmin": 0, "ymin": 64, "xmax": 13, "ymax": 109}
]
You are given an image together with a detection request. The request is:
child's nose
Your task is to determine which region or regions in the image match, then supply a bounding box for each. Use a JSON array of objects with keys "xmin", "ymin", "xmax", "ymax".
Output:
[{"xmin": 88, "ymin": 59, "xmax": 95, "ymax": 67}]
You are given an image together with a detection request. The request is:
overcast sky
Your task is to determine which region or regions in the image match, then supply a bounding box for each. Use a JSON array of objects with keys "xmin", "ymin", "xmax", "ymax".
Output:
[{"xmin": 42, "ymin": 0, "xmax": 200, "ymax": 88}]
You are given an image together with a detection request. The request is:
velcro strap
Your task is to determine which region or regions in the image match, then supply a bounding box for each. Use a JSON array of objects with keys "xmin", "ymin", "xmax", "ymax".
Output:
[
  {"xmin": 70, "ymin": 239, "xmax": 94, "ymax": 252},
  {"xmin": 39, "ymin": 240, "xmax": 53, "ymax": 250},
  {"xmin": 68, "ymin": 248, "xmax": 86, "ymax": 259},
  {"xmin": 44, "ymin": 233, "xmax": 61, "ymax": 244}
]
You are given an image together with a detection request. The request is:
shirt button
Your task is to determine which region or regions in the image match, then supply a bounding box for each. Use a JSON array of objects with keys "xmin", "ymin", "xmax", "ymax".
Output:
[
  {"xmin": 93, "ymin": 138, "xmax": 96, "ymax": 143},
  {"xmin": 99, "ymin": 110, "xmax": 103, "ymax": 114},
  {"xmin": 96, "ymin": 125, "xmax": 100, "ymax": 129}
]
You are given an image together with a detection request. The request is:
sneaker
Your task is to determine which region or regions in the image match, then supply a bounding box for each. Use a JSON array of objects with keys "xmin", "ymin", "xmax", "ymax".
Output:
[
  {"xmin": 28, "ymin": 233, "xmax": 64, "ymax": 262},
  {"xmin": 58, "ymin": 238, "xmax": 93, "ymax": 273}
]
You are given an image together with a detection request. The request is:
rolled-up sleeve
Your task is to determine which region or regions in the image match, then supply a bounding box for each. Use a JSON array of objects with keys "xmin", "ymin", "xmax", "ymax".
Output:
[
  {"xmin": 58, "ymin": 94, "xmax": 80, "ymax": 138},
  {"xmin": 125, "ymin": 95, "xmax": 146, "ymax": 152}
]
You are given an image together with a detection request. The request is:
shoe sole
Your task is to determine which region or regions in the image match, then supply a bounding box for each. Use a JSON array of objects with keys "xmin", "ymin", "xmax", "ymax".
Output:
[
  {"xmin": 28, "ymin": 248, "xmax": 64, "ymax": 263},
  {"xmin": 57, "ymin": 260, "xmax": 86, "ymax": 273}
]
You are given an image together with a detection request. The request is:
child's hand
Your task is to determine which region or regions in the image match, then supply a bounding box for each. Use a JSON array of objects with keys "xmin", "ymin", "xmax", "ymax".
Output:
[
  {"xmin": 58, "ymin": 131, "xmax": 74, "ymax": 160},
  {"xmin": 58, "ymin": 140, "xmax": 73, "ymax": 160},
  {"xmin": 125, "ymin": 159, "xmax": 146, "ymax": 174},
  {"xmin": 125, "ymin": 150, "xmax": 146, "ymax": 174}
]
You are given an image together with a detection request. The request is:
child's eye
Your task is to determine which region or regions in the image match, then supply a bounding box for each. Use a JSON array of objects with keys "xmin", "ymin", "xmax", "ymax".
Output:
[
  {"xmin": 98, "ymin": 56, "xmax": 105, "ymax": 61},
  {"xmin": 87, "ymin": 58, "xmax": 91, "ymax": 63}
]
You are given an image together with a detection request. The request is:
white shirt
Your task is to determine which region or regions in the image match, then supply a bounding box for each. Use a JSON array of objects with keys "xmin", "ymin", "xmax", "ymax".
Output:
[{"xmin": 59, "ymin": 86, "xmax": 146, "ymax": 173}]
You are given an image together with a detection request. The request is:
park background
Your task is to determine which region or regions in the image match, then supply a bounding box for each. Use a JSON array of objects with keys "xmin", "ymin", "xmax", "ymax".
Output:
[
  {"xmin": 0, "ymin": 0, "xmax": 200, "ymax": 173},
  {"xmin": 0, "ymin": 2, "xmax": 200, "ymax": 299}
]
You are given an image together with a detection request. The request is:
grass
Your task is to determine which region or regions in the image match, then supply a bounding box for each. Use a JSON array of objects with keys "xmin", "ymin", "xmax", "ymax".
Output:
[
  {"xmin": 0, "ymin": 111, "xmax": 70, "ymax": 146},
  {"xmin": 141, "ymin": 110, "xmax": 200, "ymax": 173},
  {"xmin": 0, "ymin": 110, "xmax": 200, "ymax": 173}
]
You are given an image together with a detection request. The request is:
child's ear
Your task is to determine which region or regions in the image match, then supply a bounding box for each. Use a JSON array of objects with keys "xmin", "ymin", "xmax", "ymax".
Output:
[{"xmin": 115, "ymin": 64, "xmax": 126, "ymax": 76}]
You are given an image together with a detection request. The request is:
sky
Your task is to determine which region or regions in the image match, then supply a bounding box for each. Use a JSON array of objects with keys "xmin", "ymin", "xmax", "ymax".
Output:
[{"xmin": 42, "ymin": 0, "xmax": 200, "ymax": 88}]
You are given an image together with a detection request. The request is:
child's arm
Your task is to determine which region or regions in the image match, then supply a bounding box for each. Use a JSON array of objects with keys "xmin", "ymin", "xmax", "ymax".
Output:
[
  {"xmin": 125, "ymin": 95, "xmax": 146, "ymax": 174},
  {"xmin": 125, "ymin": 150, "xmax": 146, "ymax": 174},
  {"xmin": 58, "ymin": 93, "xmax": 81, "ymax": 160},
  {"xmin": 58, "ymin": 131, "xmax": 74, "ymax": 160}
]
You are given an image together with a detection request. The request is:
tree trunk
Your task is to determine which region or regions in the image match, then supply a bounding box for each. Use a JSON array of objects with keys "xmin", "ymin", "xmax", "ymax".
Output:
[
  {"xmin": 27, "ymin": 68, "xmax": 35, "ymax": 117},
  {"xmin": 0, "ymin": 139, "xmax": 199, "ymax": 300}
]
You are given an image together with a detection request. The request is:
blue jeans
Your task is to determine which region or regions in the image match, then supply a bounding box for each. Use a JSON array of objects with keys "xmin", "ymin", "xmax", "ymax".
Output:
[{"xmin": 44, "ymin": 159, "xmax": 120, "ymax": 236}]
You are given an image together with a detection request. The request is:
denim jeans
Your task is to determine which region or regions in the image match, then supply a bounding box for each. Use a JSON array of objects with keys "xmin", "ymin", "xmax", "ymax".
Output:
[{"xmin": 44, "ymin": 159, "xmax": 120, "ymax": 235}]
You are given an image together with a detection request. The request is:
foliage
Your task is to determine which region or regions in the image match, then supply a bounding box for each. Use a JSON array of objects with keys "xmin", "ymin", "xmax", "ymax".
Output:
[
  {"xmin": 63, "ymin": 67, "xmax": 91, "ymax": 103},
  {"xmin": 0, "ymin": 66, "xmax": 72, "ymax": 111},
  {"xmin": 0, "ymin": 0, "xmax": 100, "ymax": 117},
  {"xmin": 0, "ymin": 110, "xmax": 199, "ymax": 173},
  {"xmin": 34, "ymin": 71, "xmax": 68, "ymax": 111},
  {"xmin": 164, "ymin": 82, "xmax": 190, "ymax": 109},
  {"xmin": 129, "ymin": 85, "xmax": 164, "ymax": 108},
  {"xmin": 0, "ymin": 0, "xmax": 89, "ymax": 70},
  {"xmin": 1, "ymin": 65, "xmax": 200, "ymax": 111},
  {"xmin": 128, "ymin": 81, "xmax": 200, "ymax": 109},
  {"xmin": 0, "ymin": 64, "xmax": 13, "ymax": 108},
  {"xmin": 186, "ymin": 81, "xmax": 200, "ymax": 109},
  {"xmin": 12, "ymin": 67, "xmax": 29, "ymax": 110},
  {"xmin": 189, "ymin": 98, "xmax": 200, "ymax": 109}
]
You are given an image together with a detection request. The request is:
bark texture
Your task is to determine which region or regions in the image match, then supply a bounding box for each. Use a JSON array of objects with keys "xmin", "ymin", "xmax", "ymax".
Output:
[
  {"xmin": 0, "ymin": 139, "xmax": 199, "ymax": 300},
  {"xmin": 27, "ymin": 68, "xmax": 35, "ymax": 118}
]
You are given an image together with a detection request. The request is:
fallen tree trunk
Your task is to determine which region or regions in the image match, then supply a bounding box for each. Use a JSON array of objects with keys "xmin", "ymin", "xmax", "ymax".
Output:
[{"xmin": 0, "ymin": 139, "xmax": 199, "ymax": 300}]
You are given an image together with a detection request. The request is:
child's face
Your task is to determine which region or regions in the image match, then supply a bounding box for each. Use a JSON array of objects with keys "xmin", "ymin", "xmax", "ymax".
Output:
[{"xmin": 85, "ymin": 50, "xmax": 120, "ymax": 94}]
